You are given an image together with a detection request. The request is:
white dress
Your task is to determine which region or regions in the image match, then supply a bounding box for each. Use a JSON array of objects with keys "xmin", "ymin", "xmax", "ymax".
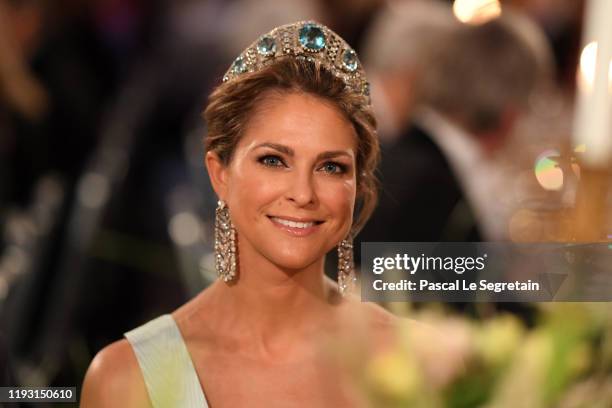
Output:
[{"xmin": 125, "ymin": 314, "xmax": 210, "ymax": 407}]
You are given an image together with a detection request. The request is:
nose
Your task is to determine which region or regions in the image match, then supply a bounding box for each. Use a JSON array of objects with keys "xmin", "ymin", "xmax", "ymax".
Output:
[{"xmin": 285, "ymin": 169, "xmax": 317, "ymax": 207}]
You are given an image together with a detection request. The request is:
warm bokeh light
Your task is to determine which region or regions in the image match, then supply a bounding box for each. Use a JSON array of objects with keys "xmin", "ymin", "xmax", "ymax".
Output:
[
  {"xmin": 534, "ymin": 149, "xmax": 563, "ymax": 191},
  {"xmin": 168, "ymin": 212, "xmax": 202, "ymax": 246},
  {"xmin": 577, "ymin": 41, "xmax": 612, "ymax": 92},
  {"xmin": 77, "ymin": 172, "xmax": 110, "ymax": 209},
  {"xmin": 452, "ymin": 0, "xmax": 501, "ymax": 25},
  {"xmin": 574, "ymin": 144, "xmax": 587, "ymax": 153}
]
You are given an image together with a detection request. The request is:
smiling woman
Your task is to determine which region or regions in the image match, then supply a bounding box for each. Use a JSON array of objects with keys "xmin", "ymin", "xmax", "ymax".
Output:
[
  {"xmin": 205, "ymin": 57, "xmax": 379, "ymax": 239},
  {"xmin": 81, "ymin": 21, "xmax": 394, "ymax": 408},
  {"xmin": 207, "ymin": 90, "xmax": 361, "ymax": 275}
]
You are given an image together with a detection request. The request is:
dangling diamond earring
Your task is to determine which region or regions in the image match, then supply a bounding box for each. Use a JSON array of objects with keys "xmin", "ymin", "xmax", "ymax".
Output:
[
  {"xmin": 337, "ymin": 238, "xmax": 356, "ymax": 296},
  {"xmin": 214, "ymin": 200, "xmax": 237, "ymax": 282}
]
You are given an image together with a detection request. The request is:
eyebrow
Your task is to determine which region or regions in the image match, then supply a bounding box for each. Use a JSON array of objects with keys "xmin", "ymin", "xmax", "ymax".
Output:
[{"xmin": 252, "ymin": 142, "xmax": 353, "ymax": 161}]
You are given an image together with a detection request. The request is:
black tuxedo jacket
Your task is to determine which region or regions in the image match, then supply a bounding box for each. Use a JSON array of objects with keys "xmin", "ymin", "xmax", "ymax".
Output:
[{"xmin": 358, "ymin": 124, "xmax": 482, "ymax": 248}]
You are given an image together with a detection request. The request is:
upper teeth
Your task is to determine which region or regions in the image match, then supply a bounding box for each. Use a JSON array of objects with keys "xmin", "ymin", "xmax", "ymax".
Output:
[{"xmin": 272, "ymin": 217, "xmax": 315, "ymax": 229}]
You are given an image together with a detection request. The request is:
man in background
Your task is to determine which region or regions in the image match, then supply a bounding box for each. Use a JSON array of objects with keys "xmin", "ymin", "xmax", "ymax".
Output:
[
  {"xmin": 361, "ymin": 0, "xmax": 457, "ymax": 145},
  {"xmin": 359, "ymin": 10, "xmax": 553, "ymax": 244}
]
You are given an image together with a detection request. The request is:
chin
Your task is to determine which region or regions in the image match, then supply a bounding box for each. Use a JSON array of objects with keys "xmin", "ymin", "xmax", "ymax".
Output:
[
  {"xmin": 265, "ymin": 244, "xmax": 326, "ymax": 272},
  {"xmin": 273, "ymin": 254, "xmax": 320, "ymax": 272}
]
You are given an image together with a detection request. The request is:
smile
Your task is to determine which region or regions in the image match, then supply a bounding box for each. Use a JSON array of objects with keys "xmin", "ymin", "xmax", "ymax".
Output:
[{"xmin": 267, "ymin": 216, "xmax": 324, "ymax": 236}]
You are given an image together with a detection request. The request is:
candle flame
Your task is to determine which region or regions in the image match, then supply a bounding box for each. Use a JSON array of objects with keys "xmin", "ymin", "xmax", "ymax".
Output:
[{"xmin": 578, "ymin": 41, "xmax": 612, "ymax": 92}]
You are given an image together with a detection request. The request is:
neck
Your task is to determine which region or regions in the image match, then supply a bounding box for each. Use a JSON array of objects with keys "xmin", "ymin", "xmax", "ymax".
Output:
[{"xmin": 201, "ymin": 251, "xmax": 340, "ymax": 359}]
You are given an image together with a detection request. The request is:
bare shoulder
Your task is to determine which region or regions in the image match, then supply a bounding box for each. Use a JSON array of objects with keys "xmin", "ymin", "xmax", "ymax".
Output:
[
  {"xmin": 341, "ymin": 298, "xmax": 398, "ymax": 331},
  {"xmin": 337, "ymin": 299, "xmax": 399, "ymax": 346},
  {"xmin": 349, "ymin": 301, "xmax": 443, "ymax": 349},
  {"xmin": 363, "ymin": 301, "xmax": 400, "ymax": 327},
  {"xmin": 80, "ymin": 339, "xmax": 150, "ymax": 408},
  {"xmin": 360, "ymin": 302, "xmax": 437, "ymax": 332}
]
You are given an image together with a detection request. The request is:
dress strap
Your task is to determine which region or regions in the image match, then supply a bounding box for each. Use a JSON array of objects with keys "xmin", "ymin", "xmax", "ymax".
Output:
[{"xmin": 125, "ymin": 314, "xmax": 209, "ymax": 408}]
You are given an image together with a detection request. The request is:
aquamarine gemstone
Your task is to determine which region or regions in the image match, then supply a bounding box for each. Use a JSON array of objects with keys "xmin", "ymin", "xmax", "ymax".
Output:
[
  {"xmin": 232, "ymin": 56, "xmax": 247, "ymax": 74},
  {"xmin": 257, "ymin": 36, "xmax": 276, "ymax": 56},
  {"xmin": 342, "ymin": 49, "xmax": 358, "ymax": 72},
  {"xmin": 299, "ymin": 23, "xmax": 326, "ymax": 51}
]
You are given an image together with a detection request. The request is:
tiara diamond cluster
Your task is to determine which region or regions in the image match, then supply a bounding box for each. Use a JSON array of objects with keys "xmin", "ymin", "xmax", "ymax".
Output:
[{"xmin": 222, "ymin": 21, "xmax": 370, "ymax": 104}]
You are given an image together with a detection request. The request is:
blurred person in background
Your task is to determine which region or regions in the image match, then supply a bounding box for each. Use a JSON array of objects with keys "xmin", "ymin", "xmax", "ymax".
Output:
[
  {"xmin": 360, "ymin": 0, "xmax": 458, "ymax": 145},
  {"xmin": 0, "ymin": 0, "xmax": 114, "ymax": 373},
  {"xmin": 0, "ymin": 0, "xmax": 139, "ymax": 207},
  {"xmin": 0, "ymin": 0, "xmax": 49, "ymax": 208},
  {"xmin": 1, "ymin": 0, "xmax": 162, "ymax": 213},
  {"xmin": 0, "ymin": 0, "xmax": 165, "ymax": 391},
  {"xmin": 359, "ymin": 10, "xmax": 554, "ymax": 245}
]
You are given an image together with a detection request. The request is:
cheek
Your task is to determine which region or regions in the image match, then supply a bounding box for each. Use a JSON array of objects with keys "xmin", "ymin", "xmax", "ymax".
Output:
[
  {"xmin": 319, "ymin": 179, "xmax": 356, "ymax": 221},
  {"xmin": 225, "ymin": 164, "xmax": 283, "ymax": 218}
]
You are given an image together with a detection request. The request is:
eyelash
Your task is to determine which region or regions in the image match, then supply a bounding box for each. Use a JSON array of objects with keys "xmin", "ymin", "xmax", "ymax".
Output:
[
  {"xmin": 257, "ymin": 155, "xmax": 348, "ymax": 175},
  {"xmin": 259, "ymin": 155, "xmax": 285, "ymax": 168}
]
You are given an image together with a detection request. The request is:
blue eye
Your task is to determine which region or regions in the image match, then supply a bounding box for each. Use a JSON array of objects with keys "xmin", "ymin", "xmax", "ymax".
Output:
[
  {"xmin": 259, "ymin": 155, "xmax": 285, "ymax": 167},
  {"xmin": 320, "ymin": 162, "xmax": 346, "ymax": 174}
]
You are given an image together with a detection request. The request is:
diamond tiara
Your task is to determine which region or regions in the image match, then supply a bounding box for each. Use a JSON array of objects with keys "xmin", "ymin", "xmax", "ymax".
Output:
[{"xmin": 222, "ymin": 21, "xmax": 370, "ymax": 104}]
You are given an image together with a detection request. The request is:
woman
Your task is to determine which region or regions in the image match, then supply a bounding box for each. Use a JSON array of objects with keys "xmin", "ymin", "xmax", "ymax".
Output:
[{"xmin": 81, "ymin": 21, "xmax": 397, "ymax": 407}]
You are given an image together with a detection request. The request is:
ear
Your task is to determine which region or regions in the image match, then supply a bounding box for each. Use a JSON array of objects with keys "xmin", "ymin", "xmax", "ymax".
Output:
[{"xmin": 205, "ymin": 151, "xmax": 229, "ymax": 201}]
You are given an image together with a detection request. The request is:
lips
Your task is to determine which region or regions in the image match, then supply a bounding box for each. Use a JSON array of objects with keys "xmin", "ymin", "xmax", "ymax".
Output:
[{"xmin": 267, "ymin": 216, "xmax": 324, "ymax": 237}]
